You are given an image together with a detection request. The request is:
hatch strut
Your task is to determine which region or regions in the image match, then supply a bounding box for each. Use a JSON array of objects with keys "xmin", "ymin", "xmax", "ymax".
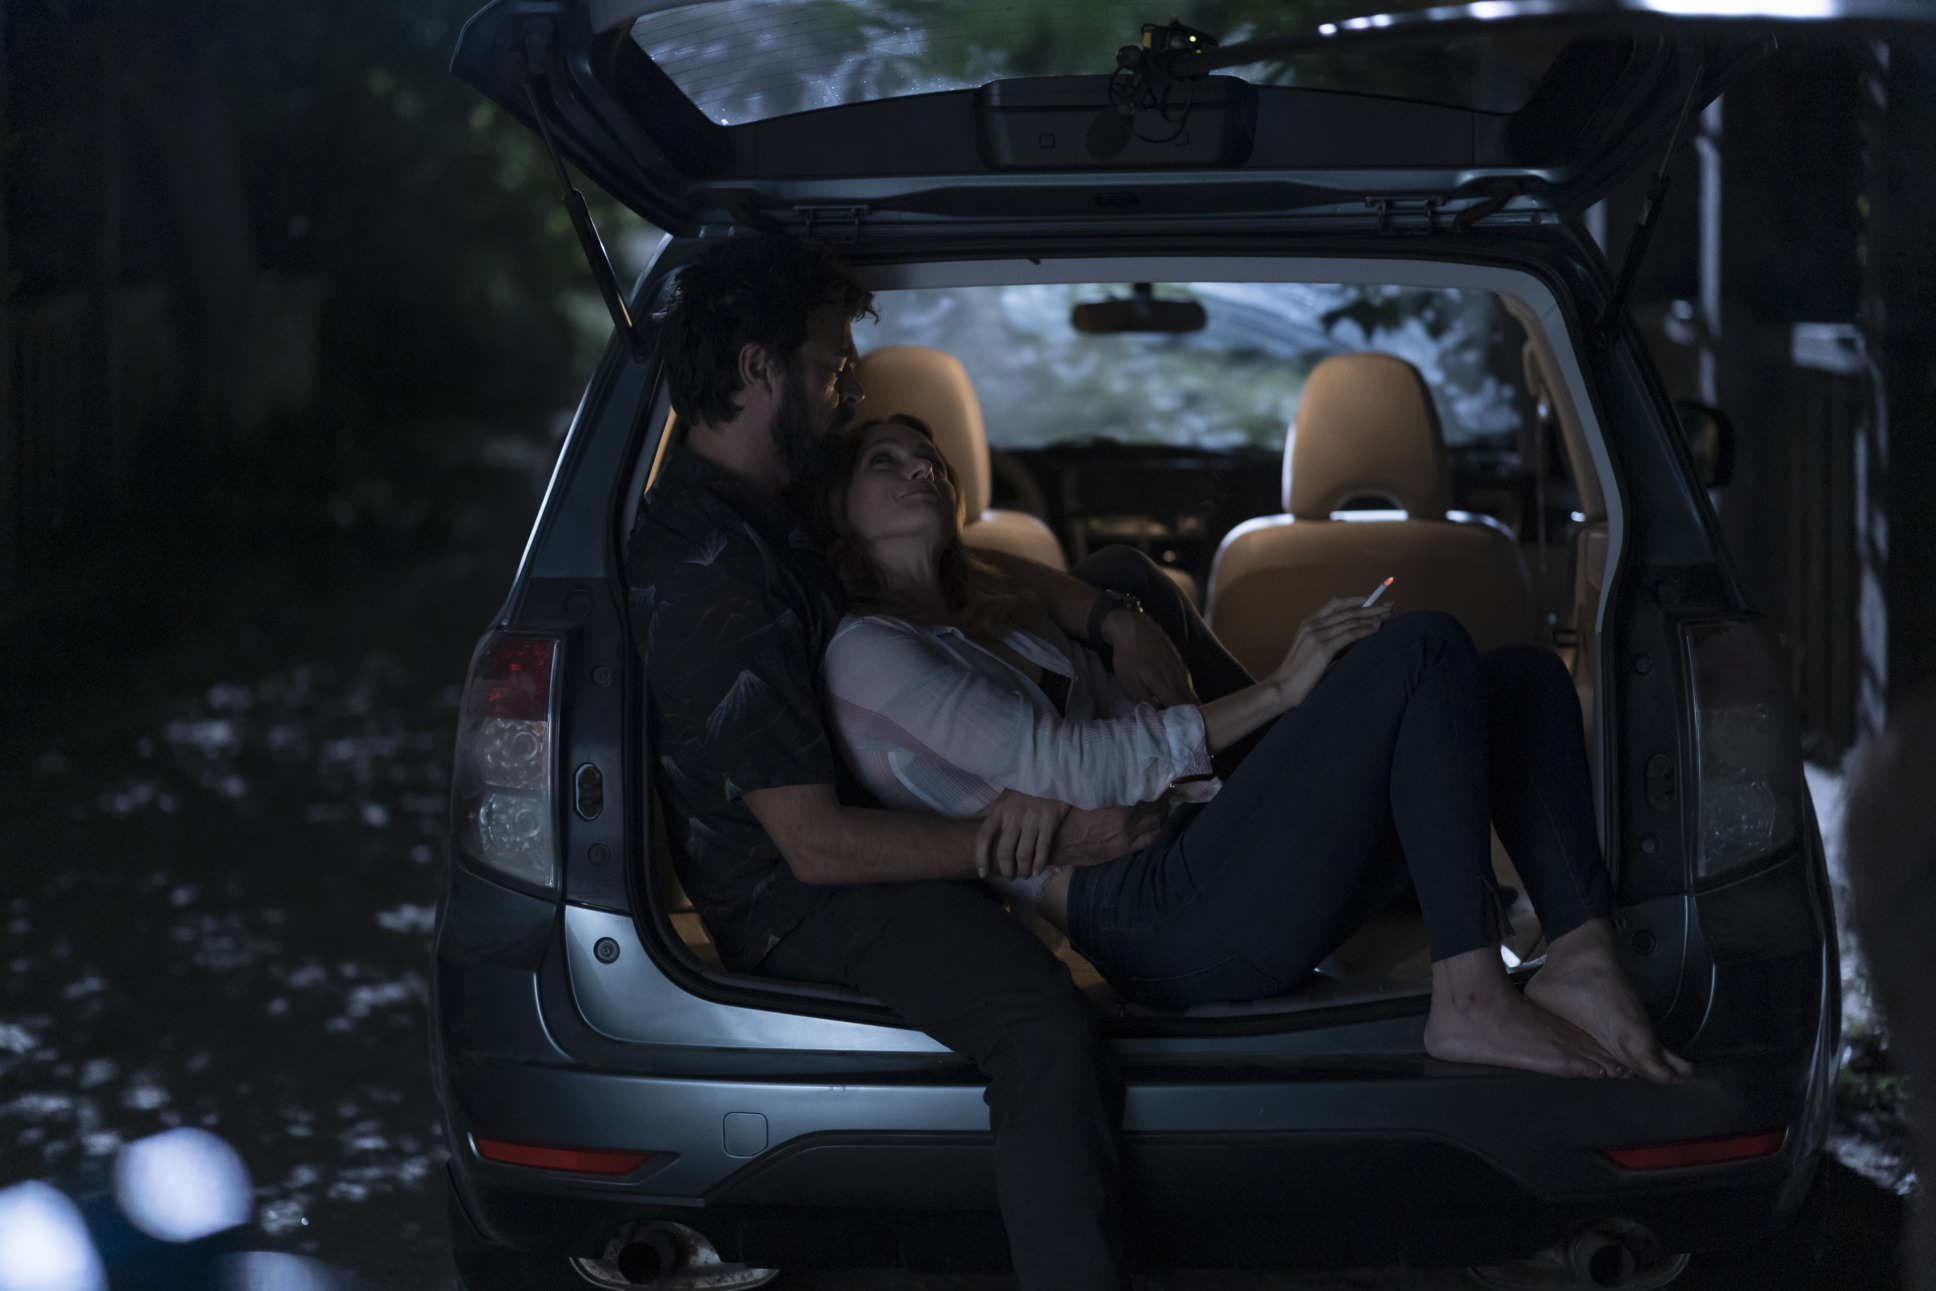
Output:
[
  {"xmin": 522, "ymin": 77, "xmax": 650, "ymax": 362},
  {"xmin": 1592, "ymin": 67, "xmax": 1705, "ymax": 350}
]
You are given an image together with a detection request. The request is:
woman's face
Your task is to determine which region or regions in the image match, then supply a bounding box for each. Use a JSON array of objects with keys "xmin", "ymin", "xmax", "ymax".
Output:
[{"xmin": 844, "ymin": 422, "xmax": 956, "ymax": 550}]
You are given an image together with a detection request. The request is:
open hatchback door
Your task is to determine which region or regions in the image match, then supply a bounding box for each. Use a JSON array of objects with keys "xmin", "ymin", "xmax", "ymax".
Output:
[{"xmin": 453, "ymin": 0, "xmax": 1931, "ymax": 239}]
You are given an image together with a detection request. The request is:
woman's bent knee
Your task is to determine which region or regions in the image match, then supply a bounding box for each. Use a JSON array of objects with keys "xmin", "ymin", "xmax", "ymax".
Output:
[
  {"xmin": 1380, "ymin": 609, "xmax": 1477, "ymax": 657},
  {"xmin": 1484, "ymin": 642, "xmax": 1570, "ymax": 688},
  {"xmin": 1073, "ymin": 545, "xmax": 1184, "ymax": 613}
]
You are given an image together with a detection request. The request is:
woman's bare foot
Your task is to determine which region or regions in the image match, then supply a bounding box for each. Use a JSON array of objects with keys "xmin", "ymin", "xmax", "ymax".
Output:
[
  {"xmin": 1424, "ymin": 946, "xmax": 1629, "ymax": 1078},
  {"xmin": 1525, "ymin": 920, "xmax": 1693, "ymax": 1084}
]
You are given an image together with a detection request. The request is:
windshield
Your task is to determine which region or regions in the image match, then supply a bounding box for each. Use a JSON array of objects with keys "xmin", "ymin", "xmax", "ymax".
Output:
[
  {"xmin": 857, "ymin": 282, "xmax": 1527, "ymax": 455},
  {"xmin": 629, "ymin": 0, "xmax": 1569, "ymax": 126}
]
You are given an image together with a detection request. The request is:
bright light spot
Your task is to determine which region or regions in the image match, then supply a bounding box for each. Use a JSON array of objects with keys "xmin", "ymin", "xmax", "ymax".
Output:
[
  {"xmin": 0, "ymin": 1181, "xmax": 106, "ymax": 1291},
  {"xmin": 1499, "ymin": 944, "xmax": 1522, "ymax": 969},
  {"xmin": 216, "ymin": 1251, "xmax": 345, "ymax": 1291},
  {"xmin": 1652, "ymin": 0, "xmax": 1841, "ymax": 15},
  {"xmin": 115, "ymin": 1128, "xmax": 252, "ymax": 1242},
  {"xmin": 1570, "ymin": 510, "xmax": 1587, "ymax": 523}
]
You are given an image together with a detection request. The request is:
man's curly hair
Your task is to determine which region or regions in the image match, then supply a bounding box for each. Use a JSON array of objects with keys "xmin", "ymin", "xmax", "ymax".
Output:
[{"xmin": 661, "ymin": 236, "xmax": 875, "ymax": 427}]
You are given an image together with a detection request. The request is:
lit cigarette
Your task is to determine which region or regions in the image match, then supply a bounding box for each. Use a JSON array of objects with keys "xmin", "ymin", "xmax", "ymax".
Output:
[{"xmin": 1362, "ymin": 576, "xmax": 1394, "ymax": 607}]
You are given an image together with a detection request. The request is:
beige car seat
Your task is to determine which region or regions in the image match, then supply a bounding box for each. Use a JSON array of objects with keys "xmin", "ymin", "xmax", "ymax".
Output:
[
  {"xmin": 1206, "ymin": 352, "xmax": 1534, "ymax": 678},
  {"xmin": 854, "ymin": 346, "xmax": 1068, "ymax": 570}
]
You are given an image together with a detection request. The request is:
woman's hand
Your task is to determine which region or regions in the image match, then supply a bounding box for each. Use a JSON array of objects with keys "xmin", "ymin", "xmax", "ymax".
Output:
[
  {"xmin": 974, "ymin": 789, "xmax": 1074, "ymax": 879},
  {"xmin": 1269, "ymin": 597, "xmax": 1393, "ymax": 709}
]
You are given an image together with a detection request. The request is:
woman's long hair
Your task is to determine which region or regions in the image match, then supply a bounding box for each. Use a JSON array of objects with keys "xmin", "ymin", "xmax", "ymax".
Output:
[{"xmin": 816, "ymin": 414, "xmax": 1040, "ymax": 642}]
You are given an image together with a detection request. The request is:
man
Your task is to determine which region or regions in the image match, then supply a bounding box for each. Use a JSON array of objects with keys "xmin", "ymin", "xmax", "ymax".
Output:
[{"xmin": 624, "ymin": 234, "xmax": 1194, "ymax": 1290}]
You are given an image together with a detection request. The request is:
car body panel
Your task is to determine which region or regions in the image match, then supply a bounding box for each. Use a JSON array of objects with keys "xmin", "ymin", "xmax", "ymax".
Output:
[{"xmin": 565, "ymin": 906, "xmax": 951, "ymax": 1053}]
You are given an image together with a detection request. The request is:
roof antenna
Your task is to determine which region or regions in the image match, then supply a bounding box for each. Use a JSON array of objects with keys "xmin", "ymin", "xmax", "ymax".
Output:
[
  {"xmin": 1592, "ymin": 66, "xmax": 1705, "ymax": 350},
  {"xmin": 521, "ymin": 69, "xmax": 650, "ymax": 362}
]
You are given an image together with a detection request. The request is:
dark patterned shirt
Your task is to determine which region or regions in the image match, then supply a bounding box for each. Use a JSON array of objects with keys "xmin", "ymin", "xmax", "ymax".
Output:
[{"xmin": 624, "ymin": 447, "xmax": 852, "ymax": 972}]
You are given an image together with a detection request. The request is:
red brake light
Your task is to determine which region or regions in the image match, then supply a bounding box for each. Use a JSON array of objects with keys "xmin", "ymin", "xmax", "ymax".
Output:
[
  {"xmin": 476, "ymin": 638, "xmax": 554, "ymax": 721},
  {"xmin": 1601, "ymin": 1129, "xmax": 1785, "ymax": 1170},
  {"xmin": 472, "ymin": 1135, "xmax": 651, "ymax": 1176}
]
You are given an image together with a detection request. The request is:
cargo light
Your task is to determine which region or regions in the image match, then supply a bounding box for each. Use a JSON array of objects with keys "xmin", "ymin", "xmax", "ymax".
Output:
[
  {"xmin": 1684, "ymin": 620, "xmax": 1802, "ymax": 883},
  {"xmin": 472, "ymin": 1136, "xmax": 652, "ymax": 1176},
  {"xmin": 452, "ymin": 635, "xmax": 561, "ymax": 889},
  {"xmin": 1600, "ymin": 1129, "xmax": 1785, "ymax": 1171}
]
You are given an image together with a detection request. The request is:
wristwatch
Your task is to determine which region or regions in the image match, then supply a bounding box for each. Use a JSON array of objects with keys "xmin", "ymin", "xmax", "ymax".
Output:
[{"xmin": 1086, "ymin": 589, "xmax": 1144, "ymax": 651}]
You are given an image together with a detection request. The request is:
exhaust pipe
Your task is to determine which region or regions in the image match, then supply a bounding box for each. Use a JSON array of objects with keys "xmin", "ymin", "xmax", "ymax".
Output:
[
  {"xmin": 570, "ymin": 1219, "xmax": 779, "ymax": 1289},
  {"xmin": 1568, "ymin": 1221, "xmax": 1640, "ymax": 1287},
  {"xmin": 616, "ymin": 1226, "xmax": 685, "ymax": 1284},
  {"xmin": 1469, "ymin": 1217, "xmax": 1690, "ymax": 1291}
]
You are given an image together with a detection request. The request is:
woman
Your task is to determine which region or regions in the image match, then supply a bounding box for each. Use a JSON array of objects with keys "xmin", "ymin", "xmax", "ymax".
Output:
[{"xmin": 819, "ymin": 414, "xmax": 1690, "ymax": 1083}]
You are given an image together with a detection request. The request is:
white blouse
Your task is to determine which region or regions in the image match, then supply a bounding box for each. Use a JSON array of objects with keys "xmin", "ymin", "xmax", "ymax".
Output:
[{"xmin": 822, "ymin": 612, "xmax": 1216, "ymax": 818}]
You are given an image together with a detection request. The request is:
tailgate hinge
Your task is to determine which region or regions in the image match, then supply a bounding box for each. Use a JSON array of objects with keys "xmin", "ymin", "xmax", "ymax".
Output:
[
  {"xmin": 1365, "ymin": 196, "xmax": 1441, "ymax": 235},
  {"xmin": 794, "ymin": 205, "xmax": 871, "ymax": 244},
  {"xmin": 1451, "ymin": 179, "xmax": 1525, "ymax": 233}
]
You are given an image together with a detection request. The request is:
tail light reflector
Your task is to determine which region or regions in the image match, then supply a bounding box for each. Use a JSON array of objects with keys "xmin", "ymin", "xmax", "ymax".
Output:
[
  {"xmin": 453, "ymin": 634, "xmax": 560, "ymax": 889},
  {"xmin": 1684, "ymin": 620, "xmax": 1801, "ymax": 881},
  {"xmin": 472, "ymin": 1135, "xmax": 651, "ymax": 1176},
  {"xmin": 1601, "ymin": 1129, "xmax": 1785, "ymax": 1170}
]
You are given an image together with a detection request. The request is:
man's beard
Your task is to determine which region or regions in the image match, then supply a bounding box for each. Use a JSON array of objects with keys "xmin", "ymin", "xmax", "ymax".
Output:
[{"xmin": 770, "ymin": 367, "xmax": 851, "ymax": 491}]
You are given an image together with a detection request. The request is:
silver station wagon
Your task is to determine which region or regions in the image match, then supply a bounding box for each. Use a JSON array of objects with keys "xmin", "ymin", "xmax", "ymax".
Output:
[{"xmin": 430, "ymin": 2, "xmax": 1930, "ymax": 1287}]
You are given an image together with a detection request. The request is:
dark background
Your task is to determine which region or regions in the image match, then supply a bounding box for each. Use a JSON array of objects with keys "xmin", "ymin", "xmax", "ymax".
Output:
[
  {"xmin": 0, "ymin": 0, "xmax": 625, "ymax": 1281},
  {"xmin": 0, "ymin": 2, "xmax": 1929, "ymax": 1286}
]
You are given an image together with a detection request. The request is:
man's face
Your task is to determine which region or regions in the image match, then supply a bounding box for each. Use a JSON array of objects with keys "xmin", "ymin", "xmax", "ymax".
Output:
[{"xmin": 770, "ymin": 312, "xmax": 861, "ymax": 490}]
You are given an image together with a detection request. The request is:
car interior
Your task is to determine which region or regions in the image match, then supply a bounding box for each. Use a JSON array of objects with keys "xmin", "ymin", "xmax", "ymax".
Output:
[{"xmin": 628, "ymin": 267, "xmax": 1616, "ymax": 1025}]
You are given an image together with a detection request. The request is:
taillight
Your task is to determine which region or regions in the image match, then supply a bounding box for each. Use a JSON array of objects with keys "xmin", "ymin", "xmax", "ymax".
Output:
[
  {"xmin": 471, "ymin": 1135, "xmax": 651, "ymax": 1176},
  {"xmin": 1683, "ymin": 620, "xmax": 1801, "ymax": 883},
  {"xmin": 452, "ymin": 634, "xmax": 560, "ymax": 889},
  {"xmin": 1600, "ymin": 1129, "xmax": 1785, "ymax": 1170}
]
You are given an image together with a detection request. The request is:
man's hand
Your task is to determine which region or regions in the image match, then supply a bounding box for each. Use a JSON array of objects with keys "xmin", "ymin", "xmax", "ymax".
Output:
[
  {"xmin": 1102, "ymin": 609, "xmax": 1196, "ymax": 708},
  {"xmin": 1269, "ymin": 596, "xmax": 1391, "ymax": 710},
  {"xmin": 977, "ymin": 550, "xmax": 1196, "ymax": 706},
  {"xmin": 973, "ymin": 789, "xmax": 1072, "ymax": 879},
  {"xmin": 1051, "ymin": 801, "xmax": 1165, "ymax": 867}
]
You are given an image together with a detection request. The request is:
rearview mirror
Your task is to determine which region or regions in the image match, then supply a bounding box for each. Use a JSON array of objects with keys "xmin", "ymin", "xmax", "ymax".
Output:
[
  {"xmin": 1674, "ymin": 400, "xmax": 1736, "ymax": 490},
  {"xmin": 1072, "ymin": 283, "xmax": 1206, "ymax": 334}
]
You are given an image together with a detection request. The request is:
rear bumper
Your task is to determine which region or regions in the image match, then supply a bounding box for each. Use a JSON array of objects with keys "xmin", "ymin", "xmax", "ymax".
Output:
[
  {"xmin": 441, "ymin": 1049, "xmax": 1824, "ymax": 1268},
  {"xmin": 432, "ymin": 873, "xmax": 1837, "ymax": 1271}
]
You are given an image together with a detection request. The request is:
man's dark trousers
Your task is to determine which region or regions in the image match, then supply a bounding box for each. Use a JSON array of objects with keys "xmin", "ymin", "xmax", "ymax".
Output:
[{"xmin": 761, "ymin": 881, "xmax": 1127, "ymax": 1290}]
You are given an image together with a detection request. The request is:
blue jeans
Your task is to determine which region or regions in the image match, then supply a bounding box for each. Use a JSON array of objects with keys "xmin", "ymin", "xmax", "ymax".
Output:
[{"xmin": 1064, "ymin": 607, "xmax": 1611, "ymax": 1009}]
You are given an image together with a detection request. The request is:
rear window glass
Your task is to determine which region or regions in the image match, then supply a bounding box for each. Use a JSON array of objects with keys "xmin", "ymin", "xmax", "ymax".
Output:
[
  {"xmin": 856, "ymin": 282, "xmax": 1527, "ymax": 456},
  {"xmin": 628, "ymin": 0, "xmax": 1568, "ymax": 127}
]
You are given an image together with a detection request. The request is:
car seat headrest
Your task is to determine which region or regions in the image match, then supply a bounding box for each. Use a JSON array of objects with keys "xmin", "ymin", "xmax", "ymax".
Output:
[
  {"xmin": 1283, "ymin": 352, "xmax": 1451, "ymax": 519},
  {"xmin": 854, "ymin": 346, "xmax": 991, "ymax": 517}
]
